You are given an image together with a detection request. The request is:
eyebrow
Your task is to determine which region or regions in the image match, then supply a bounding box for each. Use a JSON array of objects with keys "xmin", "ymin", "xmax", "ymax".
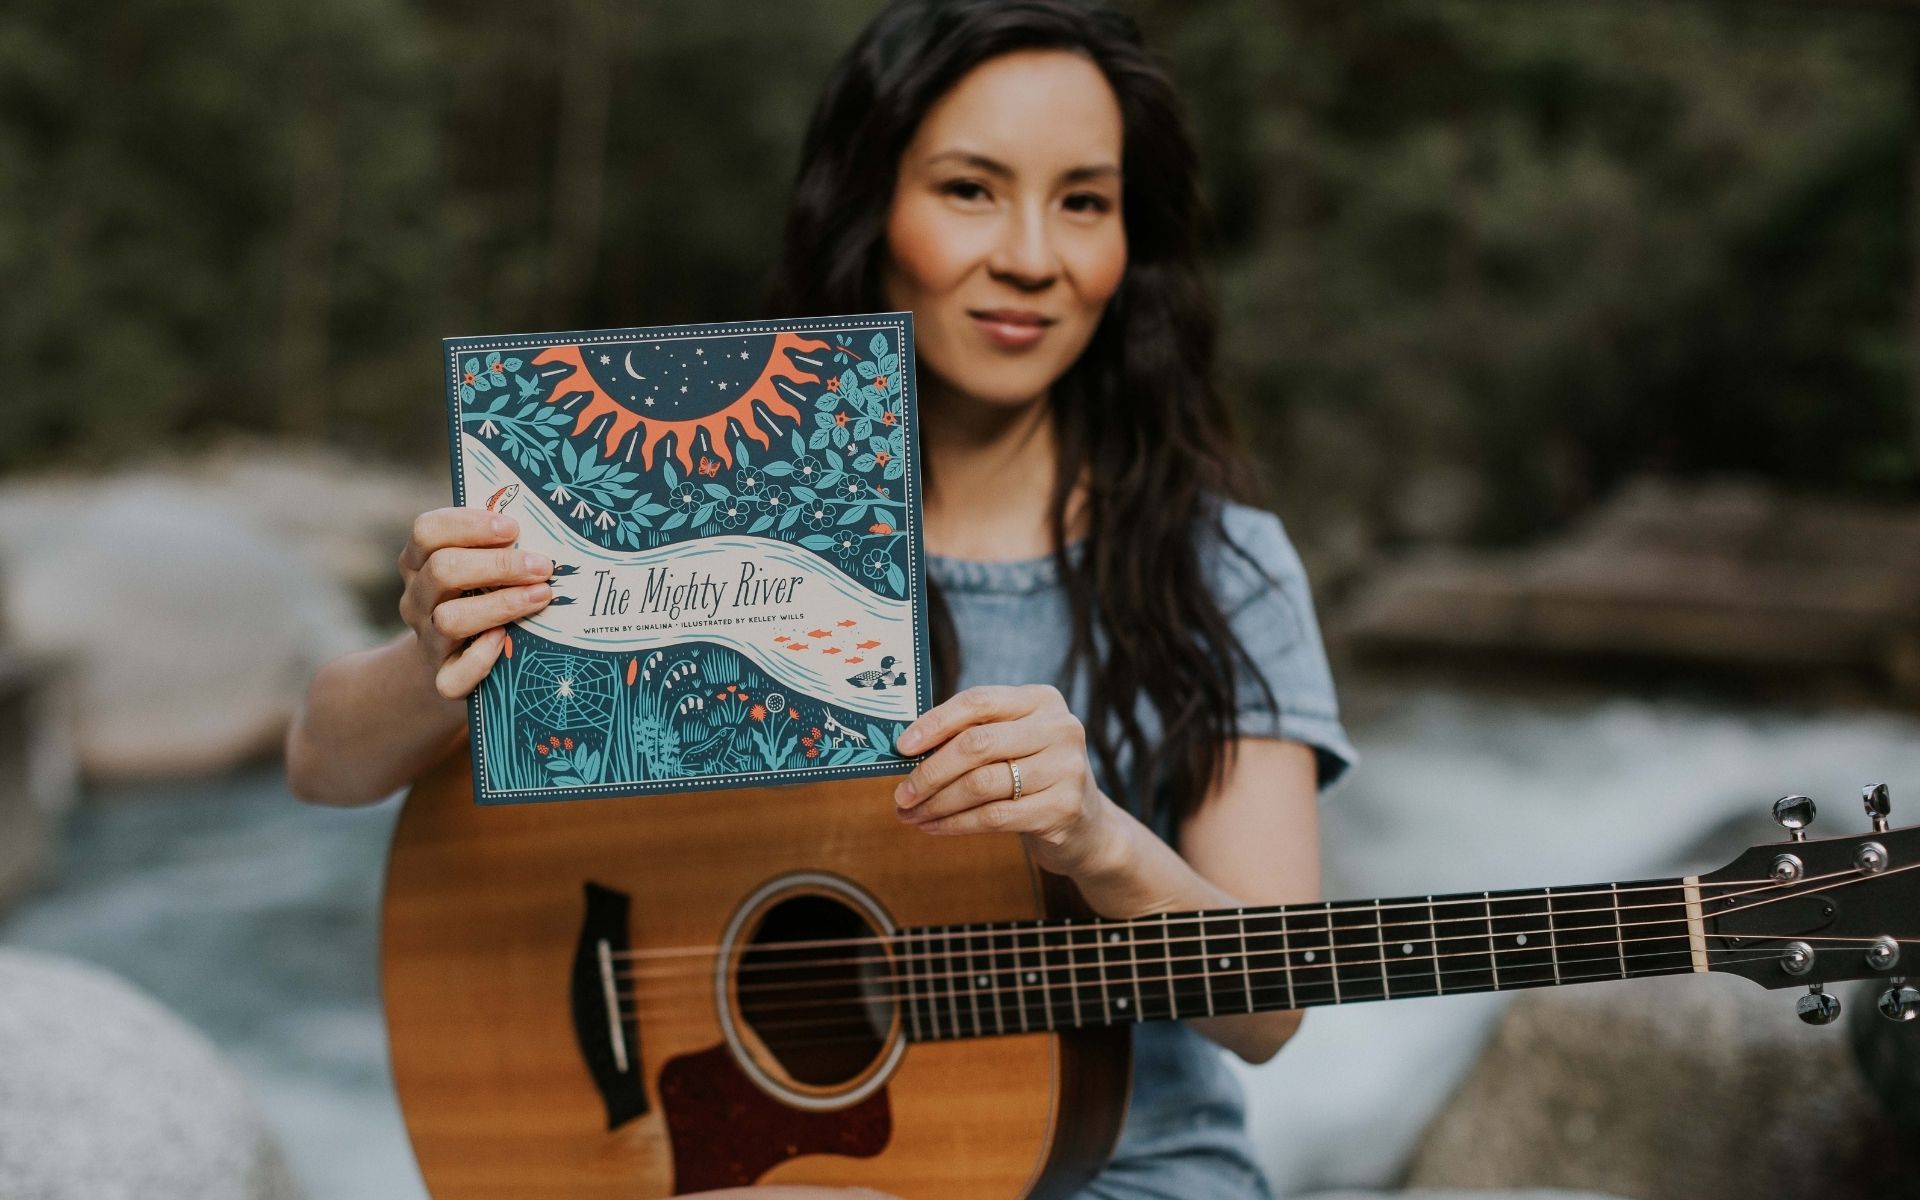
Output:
[{"xmin": 924, "ymin": 149, "xmax": 1119, "ymax": 186}]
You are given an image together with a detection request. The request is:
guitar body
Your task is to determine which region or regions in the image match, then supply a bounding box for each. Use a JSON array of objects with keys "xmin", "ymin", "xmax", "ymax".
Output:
[{"xmin": 382, "ymin": 746, "xmax": 1130, "ymax": 1199}]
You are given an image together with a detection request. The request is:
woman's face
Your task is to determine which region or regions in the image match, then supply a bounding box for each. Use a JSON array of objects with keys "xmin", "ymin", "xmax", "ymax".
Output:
[{"xmin": 881, "ymin": 49, "xmax": 1127, "ymax": 410}]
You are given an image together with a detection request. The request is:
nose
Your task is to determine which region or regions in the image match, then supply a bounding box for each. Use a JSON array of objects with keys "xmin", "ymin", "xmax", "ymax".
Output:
[{"xmin": 986, "ymin": 202, "xmax": 1058, "ymax": 290}]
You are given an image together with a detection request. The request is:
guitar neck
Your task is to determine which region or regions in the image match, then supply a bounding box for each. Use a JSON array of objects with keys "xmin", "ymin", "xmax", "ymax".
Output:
[{"xmin": 897, "ymin": 877, "xmax": 1699, "ymax": 1041}]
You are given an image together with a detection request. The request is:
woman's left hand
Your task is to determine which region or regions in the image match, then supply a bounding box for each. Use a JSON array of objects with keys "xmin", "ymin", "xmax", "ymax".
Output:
[{"xmin": 891, "ymin": 684, "xmax": 1119, "ymax": 879}]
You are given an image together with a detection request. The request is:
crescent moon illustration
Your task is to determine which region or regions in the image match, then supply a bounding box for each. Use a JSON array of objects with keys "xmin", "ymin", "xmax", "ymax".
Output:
[{"xmin": 624, "ymin": 350, "xmax": 646, "ymax": 381}]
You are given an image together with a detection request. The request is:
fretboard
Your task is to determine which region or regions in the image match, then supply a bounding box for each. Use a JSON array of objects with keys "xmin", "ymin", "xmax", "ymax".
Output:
[{"xmin": 895, "ymin": 879, "xmax": 1697, "ymax": 1042}]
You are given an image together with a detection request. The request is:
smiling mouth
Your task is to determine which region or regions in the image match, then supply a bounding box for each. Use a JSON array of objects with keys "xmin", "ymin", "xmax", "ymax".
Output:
[{"xmin": 967, "ymin": 309, "xmax": 1056, "ymax": 327}]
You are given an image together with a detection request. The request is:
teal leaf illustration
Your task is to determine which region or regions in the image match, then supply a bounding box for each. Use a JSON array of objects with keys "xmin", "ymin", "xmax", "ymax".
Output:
[{"xmin": 869, "ymin": 332, "xmax": 888, "ymax": 359}]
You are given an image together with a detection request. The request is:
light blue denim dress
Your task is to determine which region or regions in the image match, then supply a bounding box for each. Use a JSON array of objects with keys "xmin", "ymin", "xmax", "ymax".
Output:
[{"xmin": 923, "ymin": 498, "xmax": 1358, "ymax": 1200}]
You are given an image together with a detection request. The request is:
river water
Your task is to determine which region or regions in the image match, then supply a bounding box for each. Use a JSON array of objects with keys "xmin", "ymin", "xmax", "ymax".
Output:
[{"xmin": 5, "ymin": 683, "xmax": 1917, "ymax": 1198}]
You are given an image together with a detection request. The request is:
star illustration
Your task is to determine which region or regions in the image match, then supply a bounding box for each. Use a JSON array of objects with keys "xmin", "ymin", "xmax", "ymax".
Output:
[
  {"xmin": 645, "ymin": 397, "xmax": 655, "ymax": 406},
  {"xmin": 680, "ymin": 385, "xmax": 688, "ymax": 393},
  {"xmin": 598, "ymin": 354, "xmax": 611, "ymax": 365}
]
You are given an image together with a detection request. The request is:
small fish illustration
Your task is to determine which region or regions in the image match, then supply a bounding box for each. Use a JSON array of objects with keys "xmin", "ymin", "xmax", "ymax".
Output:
[
  {"xmin": 844, "ymin": 656, "xmax": 864, "ymax": 665},
  {"xmin": 696, "ymin": 456, "xmax": 721, "ymax": 478},
  {"xmin": 856, "ymin": 639, "xmax": 881, "ymax": 650},
  {"xmin": 547, "ymin": 595, "xmax": 575, "ymax": 606},
  {"xmin": 807, "ymin": 628, "xmax": 832, "ymax": 639},
  {"xmin": 773, "ymin": 635, "xmax": 789, "ymax": 642},
  {"xmin": 821, "ymin": 647, "xmax": 841, "ymax": 655},
  {"xmin": 485, "ymin": 484, "xmax": 520, "ymax": 513},
  {"xmin": 836, "ymin": 618, "xmax": 857, "ymax": 627},
  {"xmin": 786, "ymin": 642, "xmax": 809, "ymax": 652}
]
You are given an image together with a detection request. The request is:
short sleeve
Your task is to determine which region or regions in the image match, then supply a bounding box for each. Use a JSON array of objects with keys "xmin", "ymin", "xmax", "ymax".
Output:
[{"xmin": 1206, "ymin": 502, "xmax": 1359, "ymax": 796}]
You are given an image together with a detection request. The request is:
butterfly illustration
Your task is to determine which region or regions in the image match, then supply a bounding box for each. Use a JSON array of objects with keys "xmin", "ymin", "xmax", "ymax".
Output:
[{"xmin": 696, "ymin": 456, "xmax": 720, "ymax": 478}]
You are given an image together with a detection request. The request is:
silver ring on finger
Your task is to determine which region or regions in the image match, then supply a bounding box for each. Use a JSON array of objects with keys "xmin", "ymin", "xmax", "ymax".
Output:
[{"xmin": 1007, "ymin": 758, "xmax": 1023, "ymax": 801}]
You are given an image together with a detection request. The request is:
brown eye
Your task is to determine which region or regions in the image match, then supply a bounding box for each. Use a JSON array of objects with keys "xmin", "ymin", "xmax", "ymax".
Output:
[
  {"xmin": 1064, "ymin": 192, "xmax": 1112, "ymax": 214},
  {"xmin": 942, "ymin": 179, "xmax": 990, "ymax": 202}
]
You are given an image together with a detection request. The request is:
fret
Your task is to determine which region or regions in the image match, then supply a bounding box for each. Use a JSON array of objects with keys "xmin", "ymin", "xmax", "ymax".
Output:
[
  {"xmin": 1182, "ymin": 913, "xmax": 1213, "ymax": 1013},
  {"xmin": 1438, "ymin": 892, "xmax": 1497, "ymax": 994},
  {"xmin": 1070, "ymin": 918, "xmax": 1103, "ymax": 1026},
  {"xmin": 1010, "ymin": 921, "xmax": 1032, "ymax": 1033},
  {"xmin": 1428, "ymin": 898, "xmax": 1444, "ymax": 995},
  {"xmin": 1099, "ymin": 922, "xmax": 1128, "ymax": 1021},
  {"xmin": 1488, "ymin": 890, "xmax": 1558, "ymax": 989},
  {"xmin": 990, "ymin": 921, "xmax": 1021, "ymax": 1036},
  {"xmin": 901, "ymin": 928, "xmax": 924, "ymax": 1042},
  {"xmin": 1620, "ymin": 879, "xmax": 1696, "ymax": 979},
  {"xmin": 1382, "ymin": 897, "xmax": 1440, "ymax": 1001},
  {"xmin": 1330, "ymin": 901, "xmax": 1386, "ymax": 1004},
  {"xmin": 1067, "ymin": 917, "xmax": 1098, "ymax": 1021},
  {"xmin": 979, "ymin": 923, "xmax": 1006, "ymax": 1036},
  {"xmin": 1285, "ymin": 904, "xmax": 1336, "ymax": 1007},
  {"xmin": 1124, "ymin": 921, "xmax": 1145, "ymax": 1020},
  {"xmin": 1612, "ymin": 884, "xmax": 1627, "ymax": 979},
  {"xmin": 1049, "ymin": 918, "xmax": 1081, "ymax": 1030},
  {"xmin": 1131, "ymin": 916, "xmax": 1170, "ymax": 1022},
  {"xmin": 1211, "ymin": 909, "xmax": 1253, "ymax": 1014},
  {"xmin": 963, "ymin": 924, "xmax": 984, "ymax": 1037},
  {"xmin": 1549, "ymin": 886, "xmax": 1626, "ymax": 986},
  {"xmin": 1158, "ymin": 914, "xmax": 1179, "ymax": 1021},
  {"xmin": 942, "ymin": 926, "xmax": 963, "ymax": 1039},
  {"xmin": 1544, "ymin": 888, "xmax": 1563, "ymax": 984}
]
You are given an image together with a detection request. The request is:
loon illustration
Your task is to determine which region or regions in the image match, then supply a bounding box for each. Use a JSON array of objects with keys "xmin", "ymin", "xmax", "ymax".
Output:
[{"xmin": 845, "ymin": 655, "xmax": 906, "ymax": 691}]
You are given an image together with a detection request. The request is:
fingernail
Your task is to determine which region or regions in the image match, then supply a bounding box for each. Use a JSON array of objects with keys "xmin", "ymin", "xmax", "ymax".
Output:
[
  {"xmin": 492, "ymin": 514, "xmax": 514, "ymax": 536},
  {"xmin": 522, "ymin": 552, "xmax": 551, "ymax": 576},
  {"xmin": 897, "ymin": 728, "xmax": 919, "ymax": 754},
  {"xmin": 524, "ymin": 583, "xmax": 551, "ymax": 601},
  {"xmin": 894, "ymin": 780, "xmax": 915, "ymax": 807}
]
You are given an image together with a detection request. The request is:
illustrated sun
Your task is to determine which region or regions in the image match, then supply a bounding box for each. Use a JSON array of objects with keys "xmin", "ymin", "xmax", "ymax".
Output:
[{"xmin": 531, "ymin": 332, "xmax": 831, "ymax": 473}]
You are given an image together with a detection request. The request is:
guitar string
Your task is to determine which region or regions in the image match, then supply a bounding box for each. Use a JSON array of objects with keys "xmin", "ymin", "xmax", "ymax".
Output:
[
  {"xmin": 611, "ymin": 862, "xmax": 1868, "ymax": 985},
  {"xmin": 605, "ymin": 864, "xmax": 1916, "ymax": 1028},
  {"xmin": 617, "ymin": 894, "xmax": 1758, "ymax": 999},
  {"xmin": 604, "ymin": 865, "xmax": 1860, "ymax": 964},
  {"xmin": 613, "ymin": 942, "xmax": 1876, "ymax": 1046}
]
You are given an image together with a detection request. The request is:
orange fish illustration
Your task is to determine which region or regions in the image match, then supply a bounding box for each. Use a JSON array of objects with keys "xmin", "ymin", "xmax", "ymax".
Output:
[
  {"xmin": 856, "ymin": 639, "xmax": 881, "ymax": 650},
  {"xmin": 786, "ymin": 642, "xmax": 809, "ymax": 652},
  {"xmin": 696, "ymin": 455, "xmax": 721, "ymax": 478},
  {"xmin": 807, "ymin": 628, "xmax": 831, "ymax": 639},
  {"xmin": 773, "ymin": 635, "xmax": 789, "ymax": 642},
  {"xmin": 844, "ymin": 656, "xmax": 864, "ymax": 664},
  {"xmin": 485, "ymin": 483, "xmax": 520, "ymax": 513},
  {"xmin": 837, "ymin": 618, "xmax": 857, "ymax": 627},
  {"xmin": 821, "ymin": 647, "xmax": 840, "ymax": 655}
]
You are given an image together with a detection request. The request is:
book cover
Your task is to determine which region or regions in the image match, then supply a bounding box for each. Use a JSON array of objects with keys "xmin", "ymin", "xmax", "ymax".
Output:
[{"xmin": 444, "ymin": 312, "xmax": 930, "ymax": 805}]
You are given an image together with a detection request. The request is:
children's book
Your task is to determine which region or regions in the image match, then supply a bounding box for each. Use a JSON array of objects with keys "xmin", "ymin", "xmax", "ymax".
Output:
[{"xmin": 443, "ymin": 312, "xmax": 929, "ymax": 804}]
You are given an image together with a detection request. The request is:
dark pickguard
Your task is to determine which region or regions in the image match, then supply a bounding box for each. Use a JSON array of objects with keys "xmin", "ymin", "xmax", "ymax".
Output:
[{"xmin": 658, "ymin": 1042, "xmax": 891, "ymax": 1193}]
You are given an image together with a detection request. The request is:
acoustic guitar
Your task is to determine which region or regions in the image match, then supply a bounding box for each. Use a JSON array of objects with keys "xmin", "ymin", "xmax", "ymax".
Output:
[{"xmin": 382, "ymin": 751, "xmax": 1920, "ymax": 1199}]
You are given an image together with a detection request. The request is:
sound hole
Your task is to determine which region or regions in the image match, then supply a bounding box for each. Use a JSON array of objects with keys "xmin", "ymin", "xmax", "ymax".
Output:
[{"xmin": 739, "ymin": 893, "xmax": 893, "ymax": 1088}]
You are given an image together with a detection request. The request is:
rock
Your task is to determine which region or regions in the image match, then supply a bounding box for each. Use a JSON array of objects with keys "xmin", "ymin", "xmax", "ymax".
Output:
[
  {"xmin": 0, "ymin": 439, "xmax": 440, "ymax": 778},
  {"xmin": 0, "ymin": 947, "xmax": 300, "ymax": 1199},
  {"xmin": 1404, "ymin": 972, "xmax": 1914, "ymax": 1200},
  {"xmin": 0, "ymin": 652, "xmax": 79, "ymax": 912}
]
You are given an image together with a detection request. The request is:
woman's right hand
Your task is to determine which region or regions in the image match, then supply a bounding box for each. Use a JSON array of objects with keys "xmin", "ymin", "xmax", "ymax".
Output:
[{"xmin": 397, "ymin": 506, "xmax": 554, "ymax": 701}]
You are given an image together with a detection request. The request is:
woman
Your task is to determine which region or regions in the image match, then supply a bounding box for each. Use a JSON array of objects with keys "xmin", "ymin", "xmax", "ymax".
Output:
[{"xmin": 287, "ymin": 1, "xmax": 1356, "ymax": 1196}]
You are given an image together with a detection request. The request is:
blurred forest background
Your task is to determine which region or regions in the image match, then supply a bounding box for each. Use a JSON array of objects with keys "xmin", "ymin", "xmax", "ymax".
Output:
[{"xmin": 4, "ymin": 0, "xmax": 1915, "ymax": 569}]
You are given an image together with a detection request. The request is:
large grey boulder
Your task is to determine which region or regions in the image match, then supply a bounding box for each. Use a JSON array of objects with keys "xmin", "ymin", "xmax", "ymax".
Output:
[
  {"xmin": 0, "ymin": 947, "xmax": 300, "ymax": 1199},
  {"xmin": 0, "ymin": 440, "xmax": 438, "ymax": 778},
  {"xmin": 1404, "ymin": 972, "xmax": 1913, "ymax": 1200}
]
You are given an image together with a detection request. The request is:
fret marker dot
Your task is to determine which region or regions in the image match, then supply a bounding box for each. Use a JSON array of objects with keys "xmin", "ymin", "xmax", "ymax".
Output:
[
  {"xmin": 1303, "ymin": 951, "xmax": 1316, "ymax": 963},
  {"xmin": 1025, "ymin": 972, "xmax": 1037, "ymax": 984},
  {"xmin": 1110, "ymin": 932, "xmax": 1121, "ymax": 943},
  {"xmin": 1402, "ymin": 943, "xmax": 1414, "ymax": 955},
  {"xmin": 976, "ymin": 975, "xmax": 988, "ymax": 987},
  {"xmin": 1219, "ymin": 957, "xmax": 1231, "ymax": 969},
  {"xmin": 1116, "ymin": 997, "xmax": 1129, "ymax": 1009},
  {"xmin": 1515, "ymin": 934, "xmax": 1528, "ymax": 946}
]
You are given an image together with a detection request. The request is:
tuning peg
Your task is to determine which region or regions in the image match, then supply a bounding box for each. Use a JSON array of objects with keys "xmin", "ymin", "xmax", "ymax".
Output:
[
  {"xmin": 1878, "ymin": 977, "xmax": 1920, "ymax": 1023},
  {"xmin": 1773, "ymin": 795, "xmax": 1817, "ymax": 842},
  {"xmin": 1863, "ymin": 783, "xmax": 1892, "ymax": 834},
  {"xmin": 1798, "ymin": 983, "xmax": 1842, "ymax": 1025}
]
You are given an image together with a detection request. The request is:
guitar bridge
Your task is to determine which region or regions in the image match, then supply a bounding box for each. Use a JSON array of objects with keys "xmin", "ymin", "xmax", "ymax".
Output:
[{"xmin": 571, "ymin": 881, "xmax": 648, "ymax": 1129}]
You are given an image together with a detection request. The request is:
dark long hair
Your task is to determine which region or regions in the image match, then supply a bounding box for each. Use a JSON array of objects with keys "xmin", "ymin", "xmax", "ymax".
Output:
[{"xmin": 763, "ymin": 0, "xmax": 1280, "ymax": 829}]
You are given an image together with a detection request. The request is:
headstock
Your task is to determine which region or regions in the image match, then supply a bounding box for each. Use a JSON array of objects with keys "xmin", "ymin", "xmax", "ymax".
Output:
[{"xmin": 1698, "ymin": 784, "xmax": 1920, "ymax": 1026}]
